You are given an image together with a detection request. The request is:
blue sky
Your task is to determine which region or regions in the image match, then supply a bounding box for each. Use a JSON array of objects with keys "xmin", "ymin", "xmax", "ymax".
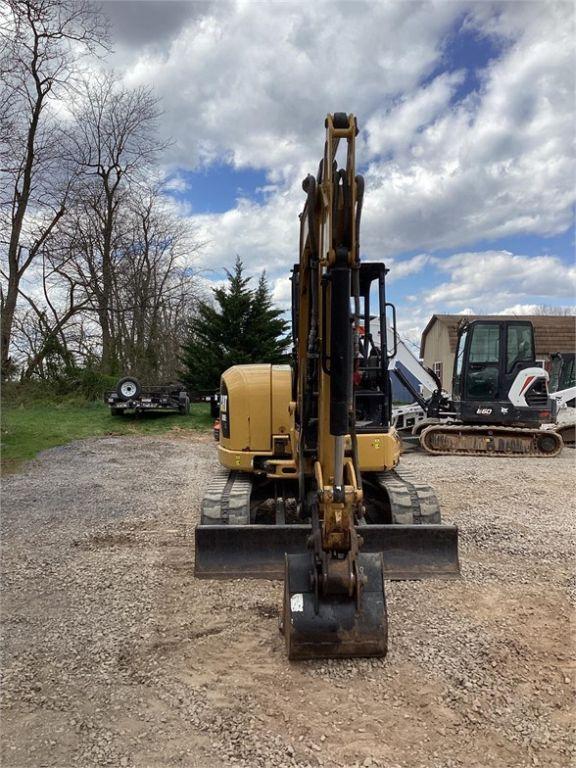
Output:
[
  {"xmin": 109, "ymin": 0, "xmax": 575, "ymax": 344},
  {"xmin": 166, "ymin": 166, "xmax": 269, "ymax": 214},
  {"xmin": 429, "ymin": 12, "xmax": 502, "ymax": 94}
]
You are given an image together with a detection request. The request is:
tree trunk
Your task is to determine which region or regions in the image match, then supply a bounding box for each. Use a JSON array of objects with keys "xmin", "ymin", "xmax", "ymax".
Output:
[
  {"xmin": 2, "ymin": 29, "xmax": 44, "ymax": 377},
  {"xmin": 1, "ymin": 277, "xmax": 18, "ymax": 374}
]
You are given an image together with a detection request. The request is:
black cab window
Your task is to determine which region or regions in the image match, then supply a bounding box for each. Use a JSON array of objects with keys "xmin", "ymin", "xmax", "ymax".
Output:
[
  {"xmin": 469, "ymin": 324, "xmax": 500, "ymax": 363},
  {"xmin": 506, "ymin": 324, "xmax": 534, "ymax": 372},
  {"xmin": 455, "ymin": 328, "xmax": 468, "ymax": 376}
]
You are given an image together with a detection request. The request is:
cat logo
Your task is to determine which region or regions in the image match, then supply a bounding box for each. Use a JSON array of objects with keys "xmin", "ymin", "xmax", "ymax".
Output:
[{"xmin": 476, "ymin": 407, "xmax": 492, "ymax": 415}]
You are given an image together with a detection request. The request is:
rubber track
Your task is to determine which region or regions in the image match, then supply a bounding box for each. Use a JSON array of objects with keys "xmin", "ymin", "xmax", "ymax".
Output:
[
  {"xmin": 420, "ymin": 424, "xmax": 563, "ymax": 458},
  {"xmin": 555, "ymin": 422, "xmax": 575, "ymax": 446},
  {"xmin": 372, "ymin": 467, "xmax": 441, "ymax": 524},
  {"xmin": 202, "ymin": 466, "xmax": 442, "ymax": 527},
  {"xmin": 200, "ymin": 469, "xmax": 251, "ymax": 524}
]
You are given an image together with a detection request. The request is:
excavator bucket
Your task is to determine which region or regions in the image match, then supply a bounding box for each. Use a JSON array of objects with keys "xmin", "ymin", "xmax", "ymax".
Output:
[
  {"xmin": 283, "ymin": 552, "xmax": 388, "ymax": 660},
  {"xmin": 194, "ymin": 523, "xmax": 460, "ymax": 580}
]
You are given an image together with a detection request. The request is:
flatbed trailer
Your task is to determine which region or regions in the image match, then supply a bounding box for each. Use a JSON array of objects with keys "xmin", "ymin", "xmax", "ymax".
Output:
[{"xmin": 105, "ymin": 377, "xmax": 190, "ymax": 416}]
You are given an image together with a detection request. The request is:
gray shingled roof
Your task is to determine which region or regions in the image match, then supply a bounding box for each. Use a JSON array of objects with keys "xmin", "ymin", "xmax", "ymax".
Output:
[{"xmin": 420, "ymin": 314, "xmax": 576, "ymax": 357}]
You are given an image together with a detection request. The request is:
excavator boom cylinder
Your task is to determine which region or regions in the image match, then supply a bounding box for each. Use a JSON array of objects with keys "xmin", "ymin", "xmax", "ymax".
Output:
[{"xmin": 329, "ymin": 255, "xmax": 352, "ymax": 436}]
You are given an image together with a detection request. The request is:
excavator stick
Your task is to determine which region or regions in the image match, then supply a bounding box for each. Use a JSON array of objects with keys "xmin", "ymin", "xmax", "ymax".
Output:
[
  {"xmin": 194, "ymin": 523, "xmax": 460, "ymax": 580},
  {"xmin": 283, "ymin": 552, "xmax": 388, "ymax": 660}
]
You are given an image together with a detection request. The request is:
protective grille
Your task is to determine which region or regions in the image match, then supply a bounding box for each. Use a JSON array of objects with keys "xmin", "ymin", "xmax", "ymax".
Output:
[{"xmin": 525, "ymin": 379, "xmax": 548, "ymax": 407}]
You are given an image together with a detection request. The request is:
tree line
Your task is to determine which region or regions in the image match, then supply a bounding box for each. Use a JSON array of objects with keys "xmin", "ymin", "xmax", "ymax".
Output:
[{"xmin": 1, "ymin": 0, "xmax": 289, "ymax": 393}]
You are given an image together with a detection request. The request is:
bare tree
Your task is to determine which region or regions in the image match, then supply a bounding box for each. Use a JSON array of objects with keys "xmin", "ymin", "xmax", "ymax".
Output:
[
  {"xmin": 532, "ymin": 305, "xmax": 576, "ymax": 316},
  {"xmin": 1, "ymin": 10, "xmax": 205, "ymax": 382},
  {"xmin": 113, "ymin": 188, "xmax": 205, "ymax": 380},
  {"xmin": 69, "ymin": 72, "xmax": 166, "ymax": 373},
  {"xmin": 0, "ymin": 0, "xmax": 108, "ymax": 377},
  {"xmin": 62, "ymin": 181, "xmax": 204, "ymax": 381},
  {"xmin": 16, "ymin": 241, "xmax": 92, "ymax": 379}
]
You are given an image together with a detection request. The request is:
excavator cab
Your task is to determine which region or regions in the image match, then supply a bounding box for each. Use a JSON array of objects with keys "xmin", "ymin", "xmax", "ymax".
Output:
[
  {"xmin": 419, "ymin": 318, "xmax": 562, "ymax": 456},
  {"xmin": 452, "ymin": 320, "xmax": 553, "ymax": 425},
  {"xmin": 354, "ymin": 263, "xmax": 395, "ymax": 430},
  {"xmin": 291, "ymin": 261, "xmax": 395, "ymax": 431}
]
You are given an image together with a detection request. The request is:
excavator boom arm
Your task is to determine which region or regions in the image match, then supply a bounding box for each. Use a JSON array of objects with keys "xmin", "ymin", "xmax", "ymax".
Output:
[
  {"xmin": 284, "ymin": 113, "xmax": 389, "ymax": 659},
  {"xmin": 296, "ymin": 113, "xmax": 363, "ymax": 538}
]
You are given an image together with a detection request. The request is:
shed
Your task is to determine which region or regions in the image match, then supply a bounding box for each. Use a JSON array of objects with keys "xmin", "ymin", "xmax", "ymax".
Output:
[{"xmin": 420, "ymin": 314, "xmax": 575, "ymax": 394}]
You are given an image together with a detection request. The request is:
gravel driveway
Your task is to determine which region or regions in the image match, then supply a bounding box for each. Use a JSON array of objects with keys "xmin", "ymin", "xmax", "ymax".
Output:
[{"xmin": 1, "ymin": 434, "xmax": 574, "ymax": 768}]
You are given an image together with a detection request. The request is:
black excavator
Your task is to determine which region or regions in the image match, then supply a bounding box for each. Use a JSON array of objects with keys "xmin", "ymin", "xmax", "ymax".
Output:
[{"xmin": 387, "ymin": 319, "xmax": 564, "ymax": 457}]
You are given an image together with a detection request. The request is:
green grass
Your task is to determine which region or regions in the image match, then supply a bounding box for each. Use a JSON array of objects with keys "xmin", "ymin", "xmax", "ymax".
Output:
[{"xmin": 1, "ymin": 400, "xmax": 213, "ymax": 474}]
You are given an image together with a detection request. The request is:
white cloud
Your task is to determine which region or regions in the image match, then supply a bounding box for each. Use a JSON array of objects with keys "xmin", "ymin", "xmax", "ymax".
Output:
[
  {"xmin": 119, "ymin": 2, "xmax": 462, "ymax": 173},
  {"xmin": 386, "ymin": 253, "xmax": 431, "ymax": 281},
  {"xmin": 498, "ymin": 303, "xmax": 544, "ymax": 315},
  {"xmin": 98, "ymin": 0, "xmax": 576, "ymax": 320},
  {"xmin": 395, "ymin": 308, "xmax": 431, "ymax": 349},
  {"xmin": 162, "ymin": 174, "xmax": 189, "ymax": 193},
  {"xmin": 365, "ymin": 71, "xmax": 465, "ymax": 156},
  {"xmin": 142, "ymin": 0, "xmax": 574, "ymax": 273},
  {"xmin": 498, "ymin": 303, "xmax": 576, "ymax": 315},
  {"xmin": 271, "ymin": 275, "xmax": 292, "ymax": 310},
  {"xmin": 423, "ymin": 250, "xmax": 576, "ymax": 310},
  {"xmin": 186, "ymin": 190, "xmax": 297, "ymax": 276},
  {"xmin": 360, "ymin": 2, "xmax": 575, "ymax": 254},
  {"xmin": 393, "ymin": 249, "xmax": 576, "ymax": 349}
]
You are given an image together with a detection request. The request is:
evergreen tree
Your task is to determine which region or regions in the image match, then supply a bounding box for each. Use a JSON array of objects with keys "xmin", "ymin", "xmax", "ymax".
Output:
[{"xmin": 180, "ymin": 258, "xmax": 290, "ymax": 392}]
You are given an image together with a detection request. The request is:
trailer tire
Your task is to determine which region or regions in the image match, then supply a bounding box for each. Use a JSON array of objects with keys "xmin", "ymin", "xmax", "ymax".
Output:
[
  {"xmin": 179, "ymin": 396, "xmax": 190, "ymax": 415},
  {"xmin": 116, "ymin": 377, "xmax": 141, "ymax": 401},
  {"xmin": 110, "ymin": 408, "xmax": 124, "ymax": 417}
]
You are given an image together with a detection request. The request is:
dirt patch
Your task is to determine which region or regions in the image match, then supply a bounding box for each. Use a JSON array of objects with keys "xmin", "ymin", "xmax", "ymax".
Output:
[{"xmin": 1, "ymin": 435, "xmax": 574, "ymax": 767}]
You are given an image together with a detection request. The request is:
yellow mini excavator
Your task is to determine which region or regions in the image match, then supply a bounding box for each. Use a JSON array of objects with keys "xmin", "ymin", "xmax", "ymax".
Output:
[{"xmin": 195, "ymin": 113, "xmax": 460, "ymax": 659}]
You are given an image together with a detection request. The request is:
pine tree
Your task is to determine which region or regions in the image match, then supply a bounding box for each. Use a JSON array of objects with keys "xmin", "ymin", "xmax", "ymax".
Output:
[{"xmin": 180, "ymin": 258, "xmax": 290, "ymax": 392}]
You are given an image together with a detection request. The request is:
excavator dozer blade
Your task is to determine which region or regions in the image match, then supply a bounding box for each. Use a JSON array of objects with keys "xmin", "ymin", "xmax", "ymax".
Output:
[
  {"xmin": 283, "ymin": 552, "xmax": 388, "ymax": 660},
  {"xmin": 194, "ymin": 523, "xmax": 460, "ymax": 580}
]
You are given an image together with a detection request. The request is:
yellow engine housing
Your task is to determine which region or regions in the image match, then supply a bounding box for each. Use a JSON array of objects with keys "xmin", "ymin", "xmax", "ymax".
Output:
[{"xmin": 218, "ymin": 364, "xmax": 400, "ymax": 477}]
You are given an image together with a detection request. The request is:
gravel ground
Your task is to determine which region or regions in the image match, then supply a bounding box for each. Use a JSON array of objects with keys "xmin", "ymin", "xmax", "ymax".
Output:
[{"xmin": 1, "ymin": 434, "xmax": 574, "ymax": 768}]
